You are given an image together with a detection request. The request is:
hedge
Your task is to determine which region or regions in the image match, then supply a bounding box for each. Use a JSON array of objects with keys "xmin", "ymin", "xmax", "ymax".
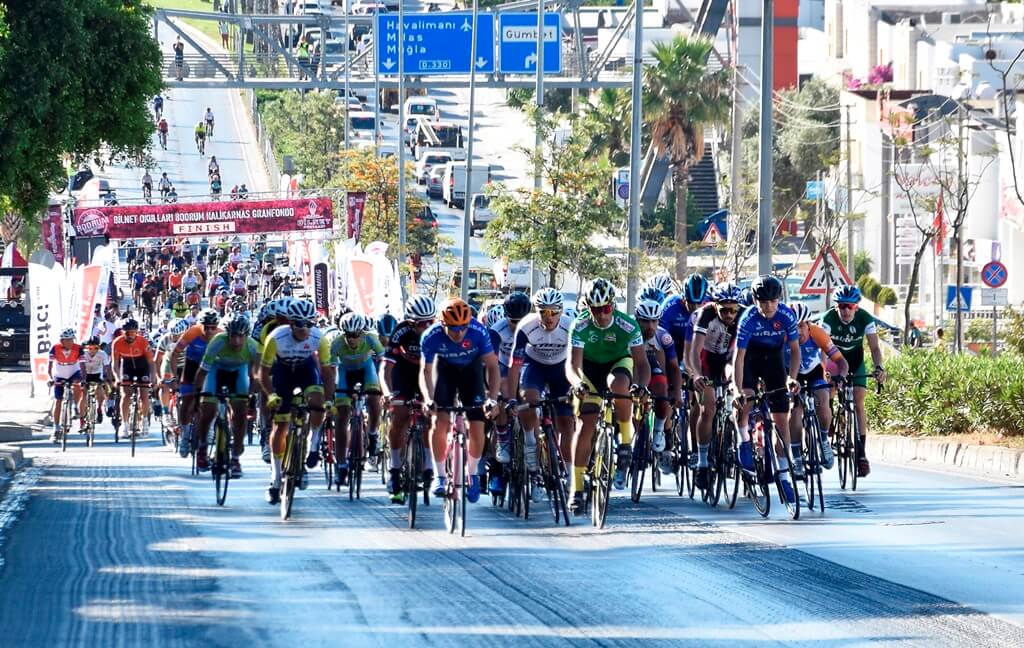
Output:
[{"xmin": 866, "ymin": 350, "xmax": 1024, "ymax": 436}]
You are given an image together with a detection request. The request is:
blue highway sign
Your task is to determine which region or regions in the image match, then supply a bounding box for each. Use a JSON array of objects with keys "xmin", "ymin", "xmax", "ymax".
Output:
[
  {"xmin": 377, "ymin": 13, "xmax": 495, "ymax": 75},
  {"xmin": 498, "ymin": 13, "xmax": 561, "ymax": 74}
]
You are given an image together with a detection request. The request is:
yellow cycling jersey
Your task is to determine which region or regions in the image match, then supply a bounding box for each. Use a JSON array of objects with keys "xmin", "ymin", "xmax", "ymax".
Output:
[{"xmin": 260, "ymin": 324, "xmax": 331, "ymax": 368}]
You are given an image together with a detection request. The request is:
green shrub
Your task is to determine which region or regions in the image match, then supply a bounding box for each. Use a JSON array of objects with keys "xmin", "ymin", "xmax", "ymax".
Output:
[
  {"xmin": 857, "ymin": 275, "xmax": 881, "ymax": 301},
  {"xmin": 866, "ymin": 350, "xmax": 1024, "ymax": 436},
  {"xmin": 876, "ymin": 286, "xmax": 897, "ymax": 306}
]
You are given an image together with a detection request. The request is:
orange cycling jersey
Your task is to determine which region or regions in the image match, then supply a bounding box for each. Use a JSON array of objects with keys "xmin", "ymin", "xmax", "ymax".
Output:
[
  {"xmin": 111, "ymin": 334, "xmax": 152, "ymax": 360},
  {"xmin": 168, "ymin": 272, "xmax": 184, "ymax": 289}
]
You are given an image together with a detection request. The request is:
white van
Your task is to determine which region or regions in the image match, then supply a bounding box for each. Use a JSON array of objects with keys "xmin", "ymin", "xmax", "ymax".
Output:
[
  {"xmin": 442, "ymin": 161, "xmax": 493, "ymax": 209},
  {"xmin": 348, "ymin": 110, "xmax": 381, "ymax": 144},
  {"xmin": 404, "ymin": 97, "xmax": 440, "ymax": 122}
]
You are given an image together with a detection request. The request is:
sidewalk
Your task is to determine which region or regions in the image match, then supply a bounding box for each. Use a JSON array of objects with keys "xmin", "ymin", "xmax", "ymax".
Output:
[
  {"xmin": 0, "ymin": 372, "xmax": 46, "ymax": 492},
  {"xmin": 874, "ymin": 433, "xmax": 1024, "ymax": 482}
]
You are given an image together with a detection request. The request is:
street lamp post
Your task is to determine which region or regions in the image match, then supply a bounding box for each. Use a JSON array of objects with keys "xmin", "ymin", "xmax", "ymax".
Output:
[{"xmin": 625, "ymin": 0, "xmax": 643, "ymax": 310}]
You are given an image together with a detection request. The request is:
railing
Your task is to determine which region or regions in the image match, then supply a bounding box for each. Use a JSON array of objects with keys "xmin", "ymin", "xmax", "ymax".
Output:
[{"xmin": 246, "ymin": 90, "xmax": 282, "ymax": 194}]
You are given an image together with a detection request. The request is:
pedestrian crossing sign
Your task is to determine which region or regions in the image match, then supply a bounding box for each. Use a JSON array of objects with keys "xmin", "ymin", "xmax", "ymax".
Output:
[{"xmin": 799, "ymin": 247, "xmax": 852, "ymax": 295}]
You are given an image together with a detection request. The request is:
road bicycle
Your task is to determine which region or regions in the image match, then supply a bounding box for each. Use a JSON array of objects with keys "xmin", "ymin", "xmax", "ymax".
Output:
[
  {"xmin": 51, "ymin": 378, "xmax": 76, "ymax": 452},
  {"xmin": 392, "ymin": 398, "xmax": 431, "ymax": 529},
  {"xmin": 743, "ymin": 385, "xmax": 800, "ymax": 520},
  {"xmin": 711, "ymin": 381, "xmax": 741, "ymax": 509},
  {"xmin": 531, "ymin": 395, "xmax": 572, "ymax": 527},
  {"xmin": 123, "ymin": 376, "xmax": 147, "ymax": 458},
  {"xmin": 671, "ymin": 385, "xmax": 692, "ymax": 498},
  {"xmin": 831, "ymin": 379, "xmax": 859, "ymax": 491},
  {"xmin": 319, "ymin": 406, "xmax": 336, "ymax": 488},
  {"xmin": 279, "ymin": 387, "xmax": 312, "ymax": 521},
  {"xmin": 82, "ymin": 380, "xmax": 101, "ymax": 448},
  {"xmin": 209, "ymin": 387, "xmax": 234, "ymax": 506},
  {"xmin": 158, "ymin": 130, "xmax": 167, "ymax": 150},
  {"xmin": 438, "ymin": 405, "xmax": 469, "ymax": 536},
  {"xmin": 205, "ymin": 118, "xmax": 214, "ymax": 139},
  {"xmin": 797, "ymin": 382, "xmax": 829, "ymax": 512},
  {"xmin": 143, "ymin": 183, "xmax": 152, "ymax": 204},
  {"xmin": 628, "ymin": 393, "xmax": 668, "ymax": 504},
  {"xmin": 196, "ymin": 134, "xmax": 206, "ymax": 156},
  {"xmin": 339, "ymin": 384, "xmax": 378, "ymax": 501},
  {"xmin": 583, "ymin": 391, "xmax": 634, "ymax": 529}
]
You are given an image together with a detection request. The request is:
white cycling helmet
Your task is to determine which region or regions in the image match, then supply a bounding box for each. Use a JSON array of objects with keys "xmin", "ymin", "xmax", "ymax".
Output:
[
  {"xmin": 484, "ymin": 304, "xmax": 505, "ymax": 328},
  {"xmin": 586, "ymin": 278, "xmax": 616, "ymax": 308},
  {"xmin": 406, "ymin": 295, "xmax": 436, "ymax": 322},
  {"xmin": 790, "ymin": 302, "xmax": 812, "ymax": 323},
  {"xmin": 286, "ymin": 298, "xmax": 317, "ymax": 324},
  {"xmin": 644, "ymin": 272, "xmax": 676, "ymax": 297},
  {"xmin": 635, "ymin": 298, "xmax": 664, "ymax": 321},
  {"xmin": 59, "ymin": 327, "xmax": 76, "ymax": 340},
  {"xmin": 170, "ymin": 318, "xmax": 190, "ymax": 336},
  {"xmin": 532, "ymin": 287, "xmax": 564, "ymax": 311},
  {"xmin": 340, "ymin": 312, "xmax": 363, "ymax": 334}
]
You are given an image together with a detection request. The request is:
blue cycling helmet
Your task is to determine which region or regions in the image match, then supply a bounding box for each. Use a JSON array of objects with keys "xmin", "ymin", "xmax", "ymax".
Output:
[
  {"xmin": 713, "ymin": 282, "xmax": 742, "ymax": 303},
  {"xmin": 834, "ymin": 285, "xmax": 862, "ymax": 304},
  {"xmin": 377, "ymin": 313, "xmax": 398, "ymax": 338},
  {"xmin": 638, "ymin": 286, "xmax": 666, "ymax": 304},
  {"xmin": 739, "ymin": 288, "xmax": 755, "ymax": 308},
  {"xmin": 683, "ymin": 273, "xmax": 709, "ymax": 303}
]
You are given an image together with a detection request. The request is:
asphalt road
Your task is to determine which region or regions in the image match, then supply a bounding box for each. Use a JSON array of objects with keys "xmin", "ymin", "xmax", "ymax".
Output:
[{"xmin": 1, "ymin": 372, "xmax": 1023, "ymax": 647}]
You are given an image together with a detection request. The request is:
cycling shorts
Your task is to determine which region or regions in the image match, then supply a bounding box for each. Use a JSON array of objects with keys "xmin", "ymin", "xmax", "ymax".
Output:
[
  {"xmin": 200, "ymin": 368, "xmax": 250, "ymax": 403},
  {"xmin": 179, "ymin": 358, "xmax": 201, "ymax": 395},
  {"xmin": 85, "ymin": 373, "xmax": 104, "ymax": 384},
  {"xmin": 499, "ymin": 362, "xmax": 509, "ymax": 379},
  {"xmin": 577, "ymin": 356, "xmax": 632, "ymax": 412},
  {"xmin": 121, "ymin": 358, "xmax": 151, "ymax": 382},
  {"xmin": 648, "ymin": 373, "xmax": 668, "ymax": 391},
  {"xmin": 433, "ymin": 359, "xmax": 486, "ymax": 422},
  {"xmin": 797, "ymin": 364, "xmax": 829, "ymax": 391},
  {"xmin": 335, "ymin": 361, "xmax": 381, "ymax": 405},
  {"xmin": 271, "ymin": 356, "xmax": 323, "ymax": 421},
  {"xmin": 847, "ymin": 360, "xmax": 870, "ymax": 388},
  {"xmin": 520, "ymin": 360, "xmax": 573, "ymax": 417},
  {"xmin": 741, "ymin": 345, "xmax": 789, "ymax": 414},
  {"xmin": 53, "ymin": 373, "xmax": 81, "ymax": 400},
  {"xmin": 388, "ymin": 362, "xmax": 421, "ymax": 402},
  {"xmin": 700, "ymin": 350, "xmax": 731, "ymax": 383}
]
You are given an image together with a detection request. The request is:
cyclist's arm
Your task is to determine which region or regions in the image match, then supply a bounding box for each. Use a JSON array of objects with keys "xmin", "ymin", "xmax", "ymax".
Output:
[
  {"xmin": 566, "ymin": 346, "xmax": 586, "ymax": 390},
  {"xmin": 382, "ymin": 360, "xmax": 395, "ymax": 395},
  {"xmin": 482, "ymin": 351, "xmax": 500, "ymax": 401},
  {"xmin": 110, "ymin": 349, "xmax": 122, "ymax": 383},
  {"xmin": 629, "ymin": 342, "xmax": 650, "ymax": 388},
  {"xmin": 811, "ymin": 325, "xmax": 848, "ymax": 377},
  {"xmin": 507, "ymin": 328, "xmax": 528, "ymax": 398},
  {"xmin": 731, "ymin": 347, "xmax": 746, "ymax": 396},
  {"xmin": 666, "ymin": 355, "xmax": 682, "ymax": 404},
  {"xmin": 687, "ymin": 332, "xmax": 706, "ymax": 378},
  {"xmin": 418, "ymin": 358, "xmax": 435, "ymax": 402},
  {"xmin": 787, "ymin": 339, "xmax": 800, "ymax": 381},
  {"xmin": 866, "ymin": 330, "xmax": 884, "ymax": 379}
]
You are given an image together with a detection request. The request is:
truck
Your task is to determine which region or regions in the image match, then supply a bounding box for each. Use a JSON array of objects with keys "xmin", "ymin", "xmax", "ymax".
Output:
[
  {"xmin": 412, "ymin": 119, "xmax": 466, "ymax": 161},
  {"xmin": 441, "ymin": 161, "xmax": 493, "ymax": 209}
]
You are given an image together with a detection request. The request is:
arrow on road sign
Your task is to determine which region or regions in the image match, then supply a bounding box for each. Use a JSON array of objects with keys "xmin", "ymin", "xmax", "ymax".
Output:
[
  {"xmin": 799, "ymin": 247, "xmax": 852, "ymax": 295},
  {"xmin": 524, "ymin": 52, "xmax": 537, "ymax": 68},
  {"xmin": 476, "ymin": 57, "xmax": 488, "ymax": 69},
  {"xmin": 381, "ymin": 57, "xmax": 396, "ymax": 70}
]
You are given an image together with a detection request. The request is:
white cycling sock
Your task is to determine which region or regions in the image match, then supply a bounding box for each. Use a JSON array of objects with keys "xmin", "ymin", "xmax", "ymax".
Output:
[
  {"xmin": 467, "ymin": 453, "xmax": 480, "ymax": 477},
  {"xmin": 777, "ymin": 457, "xmax": 790, "ymax": 473},
  {"xmin": 654, "ymin": 418, "xmax": 666, "ymax": 435},
  {"xmin": 697, "ymin": 443, "xmax": 709, "ymax": 468},
  {"xmin": 433, "ymin": 456, "xmax": 445, "ymax": 478},
  {"xmin": 790, "ymin": 443, "xmax": 802, "ymax": 462},
  {"xmin": 271, "ymin": 455, "xmax": 283, "ymax": 488},
  {"xmin": 309, "ymin": 425, "xmax": 322, "ymax": 452}
]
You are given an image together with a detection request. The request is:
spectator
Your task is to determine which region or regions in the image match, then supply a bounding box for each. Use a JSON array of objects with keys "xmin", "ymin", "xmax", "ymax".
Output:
[
  {"xmin": 219, "ymin": 18, "xmax": 230, "ymax": 48},
  {"xmin": 173, "ymin": 37, "xmax": 185, "ymax": 81},
  {"xmin": 935, "ymin": 327, "xmax": 946, "ymax": 351},
  {"xmin": 297, "ymin": 39, "xmax": 310, "ymax": 80}
]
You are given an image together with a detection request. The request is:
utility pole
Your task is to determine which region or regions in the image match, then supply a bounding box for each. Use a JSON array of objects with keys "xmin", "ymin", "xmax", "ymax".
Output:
[
  {"xmin": 625, "ymin": 0, "xmax": 643, "ymax": 311},
  {"xmin": 728, "ymin": 2, "xmax": 743, "ymax": 266},
  {"xmin": 756, "ymin": 0, "xmax": 773, "ymax": 276},
  {"xmin": 397, "ymin": 0, "xmax": 406, "ymax": 272},
  {"xmin": 845, "ymin": 104, "xmax": 855, "ymax": 280},
  {"xmin": 531, "ymin": 0, "xmax": 546, "ymax": 294},
  {"xmin": 460, "ymin": 0, "xmax": 480, "ymax": 300},
  {"xmin": 344, "ymin": 0, "xmax": 351, "ymax": 150},
  {"xmin": 373, "ymin": 2, "xmax": 380, "ymax": 156},
  {"xmin": 954, "ymin": 105, "xmax": 965, "ymax": 354}
]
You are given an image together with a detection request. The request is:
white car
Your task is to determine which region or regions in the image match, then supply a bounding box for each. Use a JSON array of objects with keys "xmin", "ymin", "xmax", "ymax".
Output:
[
  {"xmin": 351, "ymin": 0, "xmax": 387, "ymax": 14},
  {"xmin": 404, "ymin": 97, "xmax": 440, "ymax": 121},
  {"xmin": 296, "ymin": 0, "xmax": 328, "ymax": 15},
  {"xmin": 426, "ymin": 165, "xmax": 445, "ymax": 199},
  {"xmin": 470, "ymin": 193, "xmax": 494, "ymax": 235},
  {"xmin": 415, "ymin": 152, "xmax": 452, "ymax": 184}
]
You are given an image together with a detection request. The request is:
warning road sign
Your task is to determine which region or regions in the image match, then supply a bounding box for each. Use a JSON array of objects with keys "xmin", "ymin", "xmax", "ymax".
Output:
[
  {"xmin": 799, "ymin": 247, "xmax": 852, "ymax": 295},
  {"xmin": 701, "ymin": 222, "xmax": 724, "ymax": 246}
]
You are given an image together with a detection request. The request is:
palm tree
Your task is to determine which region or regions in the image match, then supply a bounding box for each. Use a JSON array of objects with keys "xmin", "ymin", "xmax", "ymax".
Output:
[
  {"xmin": 578, "ymin": 88, "xmax": 632, "ymax": 166},
  {"xmin": 644, "ymin": 35, "xmax": 731, "ymax": 279}
]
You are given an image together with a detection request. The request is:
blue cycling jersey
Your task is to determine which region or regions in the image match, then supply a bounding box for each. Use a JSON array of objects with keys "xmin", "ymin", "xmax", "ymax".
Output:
[
  {"xmin": 420, "ymin": 319, "xmax": 495, "ymax": 366},
  {"xmin": 785, "ymin": 334, "xmax": 820, "ymax": 374},
  {"xmin": 736, "ymin": 304, "xmax": 798, "ymax": 350},
  {"xmin": 659, "ymin": 295, "xmax": 696, "ymax": 348}
]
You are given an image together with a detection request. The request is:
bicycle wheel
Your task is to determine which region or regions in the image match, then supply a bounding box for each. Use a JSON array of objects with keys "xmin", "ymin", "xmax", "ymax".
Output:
[
  {"xmin": 592, "ymin": 425, "xmax": 613, "ymax": 529},
  {"xmin": 749, "ymin": 442, "xmax": 771, "ymax": 518},
  {"xmin": 407, "ymin": 431, "xmax": 421, "ymax": 529},
  {"xmin": 779, "ymin": 464, "xmax": 800, "ymax": 520},
  {"xmin": 837, "ymin": 411, "xmax": 852, "ymax": 490},
  {"xmin": 850, "ymin": 414, "xmax": 861, "ymax": 492},
  {"xmin": 674, "ymin": 413, "xmax": 689, "ymax": 496},
  {"xmin": 707, "ymin": 426, "xmax": 724, "ymax": 507},
  {"xmin": 214, "ymin": 418, "xmax": 230, "ymax": 506},
  {"xmin": 721, "ymin": 421, "xmax": 740, "ymax": 509},
  {"xmin": 520, "ymin": 434, "xmax": 531, "ymax": 521},
  {"xmin": 281, "ymin": 431, "xmax": 299, "ymax": 520},
  {"xmin": 802, "ymin": 411, "xmax": 821, "ymax": 512},
  {"xmin": 349, "ymin": 413, "xmax": 363, "ymax": 501},
  {"xmin": 129, "ymin": 397, "xmax": 138, "ymax": 458},
  {"xmin": 459, "ymin": 437, "xmax": 468, "ymax": 537},
  {"xmin": 444, "ymin": 435, "xmax": 458, "ymax": 534},
  {"xmin": 629, "ymin": 421, "xmax": 646, "ymax": 504}
]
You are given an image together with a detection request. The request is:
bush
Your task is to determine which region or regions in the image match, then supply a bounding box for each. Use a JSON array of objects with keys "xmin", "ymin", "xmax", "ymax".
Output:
[
  {"xmin": 857, "ymin": 275, "xmax": 881, "ymax": 301},
  {"xmin": 876, "ymin": 286, "xmax": 897, "ymax": 306},
  {"xmin": 866, "ymin": 350, "xmax": 1024, "ymax": 437}
]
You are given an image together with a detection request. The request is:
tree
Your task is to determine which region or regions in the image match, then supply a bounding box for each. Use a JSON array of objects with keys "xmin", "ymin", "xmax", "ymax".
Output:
[
  {"xmin": 575, "ymin": 87, "xmax": 631, "ymax": 166},
  {"xmin": 483, "ymin": 115, "xmax": 622, "ymax": 288},
  {"xmin": 0, "ymin": 0, "xmax": 164, "ymax": 216},
  {"xmin": 644, "ymin": 35, "xmax": 730, "ymax": 280},
  {"xmin": 261, "ymin": 90, "xmax": 345, "ymax": 187}
]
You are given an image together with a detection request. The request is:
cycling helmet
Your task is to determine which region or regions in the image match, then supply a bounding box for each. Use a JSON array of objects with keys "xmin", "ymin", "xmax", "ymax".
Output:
[
  {"xmin": 377, "ymin": 313, "xmax": 398, "ymax": 338},
  {"xmin": 276, "ymin": 297, "xmax": 295, "ymax": 316},
  {"xmin": 503, "ymin": 291, "xmax": 531, "ymax": 320},
  {"xmin": 683, "ymin": 273, "xmax": 710, "ymax": 303},
  {"xmin": 484, "ymin": 304, "xmax": 505, "ymax": 328},
  {"xmin": 363, "ymin": 316, "xmax": 378, "ymax": 333},
  {"xmin": 440, "ymin": 298, "xmax": 473, "ymax": 326},
  {"xmin": 645, "ymin": 272, "xmax": 676, "ymax": 297},
  {"xmin": 406, "ymin": 295, "xmax": 436, "ymax": 322},
  {"xmin": 634, "ymin": 298, "xmax": 664, "ymax": 321},
  {"xmin": 834, "ymin": 285, "xmax": 862, "ymax": 304},
  {"xmin": 790, "ymin": 303, "xmax": 812, "ymax": 323},
  {"xmin": 586, "ymin": 278, "xmax": 616, "ymax": 307},
  {"xmin": 170, "ymin": 318, "xmax": 190, "ymax": 336},
  {"xmin": 739, "ymin": 288, "xmax": 755, "ymax": 307},
  {"xmin": 532, "ymin": 287, "xmax": 564, "ymax": 311},
  {"xmin": 638, "ymin": 286, "xmax": 666, "ymax": 304},
  {"xmin": 258, "ymin": 302, "xmax": 276, "ymax": 321},
  {"xmin": 85, "ymin": 335, "xmax": 101, "ymax": 347},
  {"xmin": 286, "ymin": 299, "xmax": 317, "ymax": 324},
  {"xmin": 226, "ymin": 313, "xmax": 252, "ymax": 336},
  {"xmin": 122, "ymin": 319, "xmax": 139, "ymax": 331},
  {"xmin": 339, "ymin": 313, "xmax": 363, "ymax": 334},
  {"xmin": 59, "ymin": 327, "xmax": 76, "ymax": 340},
  {"xmin": 713, "ymin": 282, "xmax": 742, "ymax": 303},
  {"xmin": 751, "ymin": 274, "xmax": 784, "ymax": 301},
  {"xmin": 199, "ymin": 308, "xmax": 220, "ymax": 326}
]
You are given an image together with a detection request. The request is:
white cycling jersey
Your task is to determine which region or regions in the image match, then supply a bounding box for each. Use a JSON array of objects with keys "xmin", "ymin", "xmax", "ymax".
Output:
[
  {"xmin": 80, "ymin": 349, "xmax": 109, "ymax": 376},
  {"xmin": 511, "ymin": 313, "xmax": 572, "ymax": 365},
  {"xmin": 490, "ymin": 317, "xmax": 517, "ymax": 367}
]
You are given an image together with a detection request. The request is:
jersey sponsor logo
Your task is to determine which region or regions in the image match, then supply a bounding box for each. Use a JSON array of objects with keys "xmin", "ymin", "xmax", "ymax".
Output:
[
  {"xmin": 773, "ymin": 321, "xmax": 781, "ymax": 331},
  {"xmin": 588, "ymin": 332, "xmax": 599, "ymax": 343},
  {"xmin": 462, "ymin": 340, "xmax": 472, "ymax": 349},
  {"xmin": 604, "ymin": 333, "xmax": 617, "ymax": 342}
]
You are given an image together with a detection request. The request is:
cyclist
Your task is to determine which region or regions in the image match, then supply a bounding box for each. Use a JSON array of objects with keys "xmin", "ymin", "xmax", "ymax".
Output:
[
  {"xmin": 634, "ymin": 297, "xmax": 681, "ymax": 476},
  {"xmin": 507, "ymin": 287, "xmax": 575, "ymax": 479},
  {"xmin": 382, "ymin": 295, "xmax": 436, "ymax": 502},
  {"xmin": 245, "ymin": 266, "xmax": 260, "ymax": 296},
  {"xmin": 231, "ymin": 272, "xmax": 246, "ymax": 297},
  {"xmin": 326, "ymin": 313, "xmax": 385, "ymax": 486},
  {"xmin": 787, "ymin": 303, "xmax": 848, "ymax": 471},
  {"xmin": 208, "ymin": 156, "xmax": 220, "ymax": 179},
  {"xmin": 48, "ymin": 328, "xmax": 85, "ymax": 441},
  {"xmin": 153, "ymin": 94, "xmax": 164, "ymax": 119},
  {"xmin": 238, "ymin": 184, "xmax": 249, "ymax": 200},
  {"xmin": 376, "ymin": 313, "xmax": 398, "ymax": 349},
  {"xmin": 489, "ymin": 291, "xmax": 531, "ymax": 471},
  {"xmin": 419, "ymin": 298, "xmax": 501, "ymax": 504},
  {"xmin": 732, "ymin": 275, "xmax": 802, "ymax": 504},
  {"xmin": 259, "ymin": 299, "xmax": 333, "ymax": 505},
  {"xmin": 660, "ymin": 273, "xmax": 709, "ymax": 462},
  {"xmin": 158, "ymin": 172, "xmax": 172, "ymax": 199},
  {"xmin": 194, "ymin": 120, "xmax": 207, "ymax": 154},
  {"xmin": 157, "ymin": 117, "xmax": 169, "ymax": 149},
  {"xmin": 687, "ymin": 283, "xmax": 742, "ymax": 485},
  {"xmin": 79, "ymin": 336, "xmax": 112, "ymax": 425},
  {"xmin": 210, "ymin": 174, "xmax": 222, "ymax": 200},
  {"xmin": 110, "ymin": 319, "xmax": 158, "ymax": 438},
  {"xmin": 170, "ymin": 309, "xmax": 223, "ymax": 466},
  {"xmin": 193, "ymin": 314, "xmax": 260, "ymax": 478},
  {"xmin": 820, "ymin": 285, "xmax": 886, "ymax": 478},
  {"xmin": 204, "ymin": 107, "xmax": 215, "ymax": 139},
  {"xmin": 566, "ymin": 279, "xmax": 650, "ymax": 514},
  {"xmin": 165, "ymin": 185, "xmax": 178, "ymax": 203},
  {"xmin": 155, "ymin": 318, "xmax": 190, "ymax": 429},
  {"xmin": 141, "ymin": 170, "xmax": 153, "ymax": 203}
]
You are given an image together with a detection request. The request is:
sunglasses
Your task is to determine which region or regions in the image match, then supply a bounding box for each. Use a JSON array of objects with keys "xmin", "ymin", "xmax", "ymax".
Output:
[
  {"xmin": 344, "ymin": 332, "xmax": 362, "ymax": 339},
  {"xmin": 590, "ymin": 304, "xmax": 612, "ymax": 315},
  {"xmin": 539, "ymin": 309, "xmax": 562, "ymax": 318},
  {"xmin": 838, "ymin": 303, "xmax": 858, "ymax": 311},
  {"xmin": 414, "ymin": 319, "xmax": 434, "ymax": 328},
  {"xmin": 291, "ymin": 321, "xmax": 311, "ymax": 329},
  {"xmin": 445, "ymin": 324, "xmax": 468, "ymax": 333},
  {"xmin": 718, "ymin": 306, "xmax": 740, "ymax": 315}
]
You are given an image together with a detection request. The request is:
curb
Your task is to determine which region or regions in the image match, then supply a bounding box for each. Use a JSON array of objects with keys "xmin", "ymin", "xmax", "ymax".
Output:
[{"xmin": 873, "ymin": 434, "xmax": 1024, "ymax": 481}]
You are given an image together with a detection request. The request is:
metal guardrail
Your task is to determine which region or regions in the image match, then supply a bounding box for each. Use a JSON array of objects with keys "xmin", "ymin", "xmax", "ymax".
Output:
[{"xmin": 246, "ymin": 90, "xmax": 282, "ymax": 193}]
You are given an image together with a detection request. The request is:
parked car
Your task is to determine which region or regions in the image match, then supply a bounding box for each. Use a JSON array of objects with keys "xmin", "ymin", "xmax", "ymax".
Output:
[
  {"xmin": 412, "ymin": 205, "xmax": 438, "ymax": 230},
  {"xmin": 442, "ymin": 161, "xmax": 493, "ymax": 209},
  {"xmin": 415, "ymin": 152, "xmax": 452, "ymax": 184},
  {"xmin": 426, "ymin": 165, "xmax": 445, "ymax": 199},
  {"xmin": 469, "ymin": 193, "xmax": 494, "ymax": 235}
]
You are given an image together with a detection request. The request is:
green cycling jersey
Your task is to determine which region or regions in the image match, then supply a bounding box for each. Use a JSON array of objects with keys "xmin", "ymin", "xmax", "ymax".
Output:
[
  {"xmin": 570, "ymin": 310, "xmax": 643, "ymax": 364},
  {"xmin": 330, "ymin": 332, "xmax": 384, "ymax": 371}
]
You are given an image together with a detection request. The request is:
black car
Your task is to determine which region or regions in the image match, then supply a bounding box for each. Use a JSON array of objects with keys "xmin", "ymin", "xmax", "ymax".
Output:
[{"xmin": 412, "ymin": 205, "xmax": 437, "ymax": 230}]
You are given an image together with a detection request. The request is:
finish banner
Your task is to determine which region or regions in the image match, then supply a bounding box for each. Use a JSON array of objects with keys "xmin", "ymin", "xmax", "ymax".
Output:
[{"xmin": 72, "ymin": 197, "xmax": 334, "ymax": 239}]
